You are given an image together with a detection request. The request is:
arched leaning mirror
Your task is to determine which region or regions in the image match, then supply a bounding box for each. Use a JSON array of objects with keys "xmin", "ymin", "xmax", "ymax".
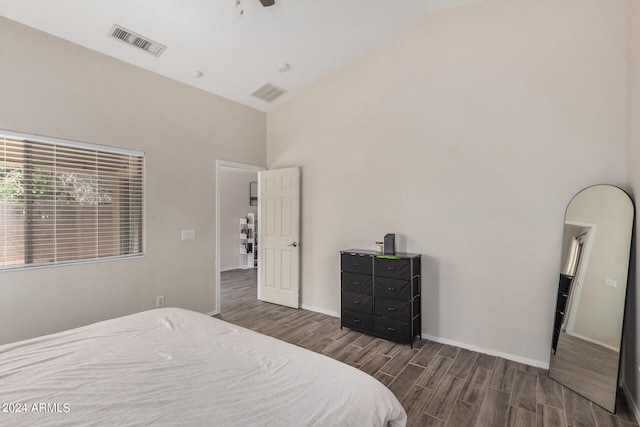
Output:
[{"xmin": 549, "ymin": 185, "xmax": 634, "ymax": 412}]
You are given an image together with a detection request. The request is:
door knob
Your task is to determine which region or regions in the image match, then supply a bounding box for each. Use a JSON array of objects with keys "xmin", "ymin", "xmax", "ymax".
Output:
[{"xmin": 287, "ymin": 242, "xmax": 298, "ymax": 247}]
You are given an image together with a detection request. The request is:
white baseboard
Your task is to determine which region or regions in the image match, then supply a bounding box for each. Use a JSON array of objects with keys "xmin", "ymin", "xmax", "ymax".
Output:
[
  {"xmin": 223, "ymin": 300, "xmax": 548, "ymax": 369},
  {"xmin": 421, "ymin": 333, "xmax": 549, "ymax": 369},
  {"xmin": 301, "ymin": 308, "xmax": 547, "ymax": 368},
  {"xmin": 300, "ymin": 304, "xmax": 340, "ymax": 318},
  {"xmin": 220, "ymin": 267, "xmax": 246, "ymax": 272},
  {"xmin": 565, "ymin": 331, "xmax": 619, "ymax": 353},
  {"xmin": 622, "ymin": 383, "xmax": 640, "ymax": 424},
  {"xmin": 206, "ymin": 309, "xmax": 219, "ymax": 316}
]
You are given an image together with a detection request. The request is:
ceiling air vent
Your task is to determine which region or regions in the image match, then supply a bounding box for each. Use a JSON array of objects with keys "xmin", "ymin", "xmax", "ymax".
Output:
[
  {"xmin": 251, "ymin": 82, "xmax": 287, "ymax": 103},
  {"xmin": 108, "ymin": 24, "xmax": 166, "ymax": 57}
]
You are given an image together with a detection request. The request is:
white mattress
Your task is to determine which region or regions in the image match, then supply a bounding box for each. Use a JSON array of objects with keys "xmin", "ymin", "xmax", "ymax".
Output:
[{"xmin": 0, "ymin": 308, "xmax": 407, "ymax": 426}]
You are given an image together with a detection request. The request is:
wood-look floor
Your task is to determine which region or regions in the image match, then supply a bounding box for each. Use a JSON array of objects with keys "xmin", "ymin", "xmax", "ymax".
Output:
[
  {"xmin": 216, "ymin": 269, "xmax": 639, "ymax": 427},
  {"xmin": 550, "ymin": 331, "xmax": 619, "ymax": 412}
]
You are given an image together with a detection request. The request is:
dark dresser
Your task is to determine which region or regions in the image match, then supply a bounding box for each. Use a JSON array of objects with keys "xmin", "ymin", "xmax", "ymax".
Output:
[
  {"xmin": 551, "ymin": 274, "xmax": 573, "ymax": 353},
  {"xmin": 340, "ymin": 249, "xmax": 422, "ymax": 346}
]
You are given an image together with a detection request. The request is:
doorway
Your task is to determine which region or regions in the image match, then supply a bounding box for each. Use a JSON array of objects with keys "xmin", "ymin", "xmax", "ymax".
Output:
[
  {"xmin": 562, "ymin": 221, "xmax": 596, "ymax": 336},
  {"xmin": 215, "ymin": 160, "xmax": 265, "ymax": 314}
]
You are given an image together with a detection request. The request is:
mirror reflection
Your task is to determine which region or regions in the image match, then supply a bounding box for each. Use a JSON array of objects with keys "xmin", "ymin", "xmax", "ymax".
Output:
[{"xmin": 549, "ymin": 185, "xmax": 634, "ymax": 412}]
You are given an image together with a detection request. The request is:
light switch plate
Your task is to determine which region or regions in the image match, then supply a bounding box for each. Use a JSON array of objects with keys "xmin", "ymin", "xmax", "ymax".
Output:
[
  {"xmin": 604, "ymin": 278, "xmax": 617, "ymax": 288},
  {"xmin": 181, "ymin": 229, "xmax": 196, "ymax": 240}
]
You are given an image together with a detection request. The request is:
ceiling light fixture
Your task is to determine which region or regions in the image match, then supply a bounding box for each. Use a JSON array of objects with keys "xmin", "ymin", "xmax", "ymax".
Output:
[
  {"xmin": 235, "ymin": 0, "xmax": 244, "ymax": 16},
  {"xmin": 277, "ymin": 63, "xmax": 291, "ymax": 73},
  {"xmin": 235, "ymin": 0, "xmax": 275, "ymax": 17}
]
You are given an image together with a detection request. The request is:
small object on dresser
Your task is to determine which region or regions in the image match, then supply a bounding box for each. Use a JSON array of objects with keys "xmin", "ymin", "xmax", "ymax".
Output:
[
  {"xmin": 375, "ymin": 241, "xmax": 384, "ymax": 253},
  {"xmin": 383, "ymin": 233, "xmax": 395, "ymax": 255}
]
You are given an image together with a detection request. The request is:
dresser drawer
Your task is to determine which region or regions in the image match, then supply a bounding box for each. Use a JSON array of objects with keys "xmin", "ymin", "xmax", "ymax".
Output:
[
  {"xmin": 342, "ymin": 290, "xmax": 373, "ymax": 314},
  {"xmin": 375, "ymin": 297, "xmax": 411, "ymax": 320},
  {"xmin": 554, "ymin": 312, "xmax": 564, "ymax": 331},
  {"xmin": 556, "ymin": 293, "xmax": 568, "ymax": 314},
  {"xmin": 558, "ymin": 274, "xmax": 572, "ymax": 294},
  {"xmin": 374, "ymin": 257, "xmax": 411, "ymax": 280},
  {"xmin": 341, "ymin": 272, "xmax": 373, "ymax": 295},
  {"xmin": 341, "ymin": 253, "xmax": 373, "ymax": 275},
  {"xmin": 342, "ymin": 310, "xmax": 373, "ymax": 333},
  {"xmin": 374, "ymin": 277, "xmax": 411, "ymax": 300},
  {"xmin": 374, "ymin": 316, "xmax": 411, "ymax": 342},
  {"xmin": 375, "ymin": 296, "xmax": 420, "ymax": 320}
]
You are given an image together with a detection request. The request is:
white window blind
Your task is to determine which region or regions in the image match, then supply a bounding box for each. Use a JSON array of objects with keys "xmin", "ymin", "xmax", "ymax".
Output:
[{"xmin": 1, "ymin": 131, "xmax": 144, "ymax": 270}]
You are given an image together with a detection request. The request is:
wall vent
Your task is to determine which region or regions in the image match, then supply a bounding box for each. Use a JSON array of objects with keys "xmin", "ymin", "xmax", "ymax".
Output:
[
  {"xmin": 108, "ymin": 24, "xmax": 166, "ymax": 57},
  {"xmin": 251, "ymin": 82, "xmax": 287, "ymax": 103}
]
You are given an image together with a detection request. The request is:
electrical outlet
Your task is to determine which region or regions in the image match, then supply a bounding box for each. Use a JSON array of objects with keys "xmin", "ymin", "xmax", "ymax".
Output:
[{"xmin": 156, "ymin": 295, "xmax": 165, "ymax": 308}]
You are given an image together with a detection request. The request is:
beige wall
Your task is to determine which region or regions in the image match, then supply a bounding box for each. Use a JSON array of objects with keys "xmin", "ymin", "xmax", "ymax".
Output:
[
  {"xmin": 267, "ymin": 0, "xmax": 628, "ymax": 365},
  {"xmin": 0, "ymin": 17, "xmax": 265, "ymax": 344},
  {"xmin": 624, "ymin": 0, "xmax": 640, "ymax": 415}
]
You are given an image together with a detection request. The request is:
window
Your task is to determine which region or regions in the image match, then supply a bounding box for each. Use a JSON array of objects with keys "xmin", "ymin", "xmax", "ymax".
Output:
[{"xmin": 1, "ymin": 131, "xmax": 144, "ymax": 270}]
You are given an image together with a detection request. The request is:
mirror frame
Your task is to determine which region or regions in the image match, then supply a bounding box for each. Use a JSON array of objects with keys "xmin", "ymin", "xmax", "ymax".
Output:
[{"xmin": 548, "ymin": 184, "xmax": 634, "ymax": 413}]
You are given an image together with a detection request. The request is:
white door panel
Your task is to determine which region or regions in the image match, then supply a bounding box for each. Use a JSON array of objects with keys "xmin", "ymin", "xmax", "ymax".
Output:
[{"xmin": 258, "ymin": 167, "xmax": 300, "ymax": 308}]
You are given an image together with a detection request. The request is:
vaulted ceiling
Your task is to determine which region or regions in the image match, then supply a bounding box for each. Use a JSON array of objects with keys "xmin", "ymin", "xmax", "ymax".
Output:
[{"xmin": 0, "ymin": 0, "xmax": 478, "ymax": 111}]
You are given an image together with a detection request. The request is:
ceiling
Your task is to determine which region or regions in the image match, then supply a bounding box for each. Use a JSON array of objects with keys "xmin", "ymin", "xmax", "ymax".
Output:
[{"xmin": 0, "ymin": 0, "xmax": 478, "ymax": 112}]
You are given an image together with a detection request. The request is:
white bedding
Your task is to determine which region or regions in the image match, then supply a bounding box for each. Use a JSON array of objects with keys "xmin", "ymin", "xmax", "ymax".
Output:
[{"xmin": 0, "ymin": 308, "xmax": 406, "ymax": 426}]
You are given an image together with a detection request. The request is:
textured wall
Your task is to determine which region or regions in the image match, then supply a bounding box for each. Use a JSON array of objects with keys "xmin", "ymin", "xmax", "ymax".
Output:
[
  {"xmin": 0, "ymin": 16, "xmax": 266, "ymax": 344},
  {"xmin": 267, "ymin": 0, "xmax": 628, "ymax": 366}
]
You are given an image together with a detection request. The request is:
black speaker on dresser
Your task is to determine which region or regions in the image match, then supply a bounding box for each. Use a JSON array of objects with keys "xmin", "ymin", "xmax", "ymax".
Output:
[{"xmin": 383, "ymin": 234, "xmax": 396, "ymax": 255}]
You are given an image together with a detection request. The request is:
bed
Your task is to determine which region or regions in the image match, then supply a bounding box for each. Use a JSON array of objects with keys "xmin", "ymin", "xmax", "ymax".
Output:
[{"xmin": 0, "ymin": 307, "xmax": 406, "ymax": 426}]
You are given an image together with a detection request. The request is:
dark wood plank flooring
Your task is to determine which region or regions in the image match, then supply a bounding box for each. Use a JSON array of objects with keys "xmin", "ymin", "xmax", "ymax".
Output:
[{"xmin": 216, "ymin": 269, "xmax": 638, "ymax": 427}]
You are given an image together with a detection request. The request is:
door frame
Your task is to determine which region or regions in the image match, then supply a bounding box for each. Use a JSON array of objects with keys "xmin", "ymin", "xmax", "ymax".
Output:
[
  {"xmin": 564, "ymin": 220, "xmax": 597, "ymax": 335},
  {"xmin": 214, "ymin": 159, "xmax": 265, "ymax": 315}
]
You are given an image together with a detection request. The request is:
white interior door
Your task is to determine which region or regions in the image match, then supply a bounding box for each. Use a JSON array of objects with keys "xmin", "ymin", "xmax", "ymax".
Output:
[{"xmin": 258, "ymin": 167, "xmax": 300, "ymax": 308}]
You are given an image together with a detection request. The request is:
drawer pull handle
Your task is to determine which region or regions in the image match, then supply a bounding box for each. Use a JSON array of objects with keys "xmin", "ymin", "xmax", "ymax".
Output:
[
  {"xmin": 386, "ymin": 307, "xmax": 397, "ymax": 311},
  {"xmin": 352, "ymin": 319, "xmax": 362, "ymax": 323},
  {"xmin": 387, "ymin": 287, "xmax": 396, "ymax": 291},
  {"xmin": 353, "ymin": 282, "xmax": 361, "ymax": 285},
  {"xmin": 386, "ymin": 327, "xmax": 397, "ymax": 332},
  {"xmin": 387, "ymin": 267, "xmax": 397, "ymax": 271},
  {"xmin": 353, "ymin": 262, "xmax": 361, "ymax": 266},
  {"xmin": 353, "ymin": 300, "xmax": 361, "ymax": 304}
]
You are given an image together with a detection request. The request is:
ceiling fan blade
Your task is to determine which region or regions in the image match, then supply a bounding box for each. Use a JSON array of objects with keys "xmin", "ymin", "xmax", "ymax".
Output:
[{"xmin": 259, "ymin": 0, "xmax": 275, "ymax": 6}]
